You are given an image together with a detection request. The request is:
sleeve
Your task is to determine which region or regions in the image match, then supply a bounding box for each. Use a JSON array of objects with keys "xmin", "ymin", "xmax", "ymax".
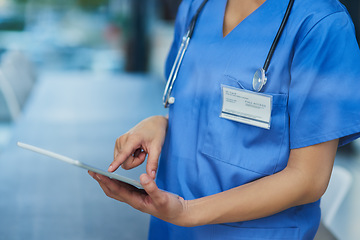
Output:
[
  {"xmin": 164, "ymin": 0, "xmax": 192, "ymax": 79},
  {"xmin": 289, "ymin": 11, "xmax": 360, "ymax": 149}
]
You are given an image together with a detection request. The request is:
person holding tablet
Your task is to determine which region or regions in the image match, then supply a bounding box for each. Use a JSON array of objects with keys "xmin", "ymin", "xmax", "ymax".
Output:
[{"xmin": 89, "ymin": 0, "xmax": 360, "ymax": 239}]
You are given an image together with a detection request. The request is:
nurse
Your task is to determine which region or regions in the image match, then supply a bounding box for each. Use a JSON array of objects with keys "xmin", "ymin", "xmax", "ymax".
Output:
[{"xmin": 89, "ymin": 0, "xmax": 360, "ymax": 239}]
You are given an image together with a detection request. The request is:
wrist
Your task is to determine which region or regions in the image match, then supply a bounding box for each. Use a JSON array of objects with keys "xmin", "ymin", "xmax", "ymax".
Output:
[
  {"xmin": 152, "ymin": 115, "xmax": 168, "ymax": 126},
  {"xmin": 178, "ymin": 199, "xmax": 205, "ymax": 227},
  {"xmin": 181, "ymin": 195, "xmax": 224, "ymax": 227},
  {"xmin": 177, "ymin": 200, "xmax": 199, "ymax": 227},
  {"xmin": 155, "ymin": 115, "xmax": 168, "ymax": 132}
]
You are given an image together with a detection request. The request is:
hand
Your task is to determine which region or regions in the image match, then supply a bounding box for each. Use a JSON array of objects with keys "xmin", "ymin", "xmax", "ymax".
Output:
[
  {"xmin": 109, "ymin": 116, "xmax": 168, "ymax": 179},
  {"xmin": 88, "ymin": 171, "xmax": 192, "ymax": 227}
]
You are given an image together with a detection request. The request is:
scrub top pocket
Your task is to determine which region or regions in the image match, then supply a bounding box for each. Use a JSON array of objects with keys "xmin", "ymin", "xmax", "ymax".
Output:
[{"xmin": 201, "ymin": 75, "xmax": 288, "ymax": 176}]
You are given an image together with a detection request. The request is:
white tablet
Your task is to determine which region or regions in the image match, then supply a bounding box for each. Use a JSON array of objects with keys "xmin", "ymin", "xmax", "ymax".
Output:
[{"xmin": 17, "ymin": 142, "xmax": 143, "ymax": 189}]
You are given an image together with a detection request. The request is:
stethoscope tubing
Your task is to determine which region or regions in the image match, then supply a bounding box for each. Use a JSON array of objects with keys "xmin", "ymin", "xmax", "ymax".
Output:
[
  {"xmin": 163, "ymin": 33, "xmax": 190, "ymax": 108},
  {"xmin": 163, "ymin": 0, "xmax": 208, "ymax": 108},
  {"xmin": 263, "ymin": 0, "xmax": 294, "ymax": 72}
]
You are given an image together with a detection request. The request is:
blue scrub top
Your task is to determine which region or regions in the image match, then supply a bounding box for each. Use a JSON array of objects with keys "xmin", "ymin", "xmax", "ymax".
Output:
[{"xmin": 149, "ymin": 0, "xmax": 360, "ymax": 239}]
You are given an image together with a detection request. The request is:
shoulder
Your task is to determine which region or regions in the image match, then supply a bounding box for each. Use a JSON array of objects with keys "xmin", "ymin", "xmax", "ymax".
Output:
[
  {"xmin": 173, "ymin": 0, "xmax": 194, "ymax": 35},
  {"xmin": 176, "ymin": 0, "xmax": 194, "ymax": 21},
  {"xmin": 173, "ymin": 0, "xmax": 208, "ymax": 39},
  {"xmin": 289, "ymin": 0, "xmax": 354, "ymax": 45},
  {"xmin": 292, "ymin": 0, "xmax": 351, "ymax": 27},
  {"xmin": 293, "ymin": 0, "xmax": 347, "ymax": 17}
]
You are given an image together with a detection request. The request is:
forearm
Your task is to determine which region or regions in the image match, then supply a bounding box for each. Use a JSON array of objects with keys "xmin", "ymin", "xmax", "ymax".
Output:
[
  {"xmin": 184, "ymin": 139, "xmax": 338, "ymax": 227},
  {"xmin": 186, "ymin": 167, "xmax": 312, "ymax": 226}
]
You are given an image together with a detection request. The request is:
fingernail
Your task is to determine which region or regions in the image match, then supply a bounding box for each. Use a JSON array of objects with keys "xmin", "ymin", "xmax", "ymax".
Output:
[
  {"xmin": 151, "ymin": 170, "xmax": 156, "ymax": 178},
  {"xmin": 108, "ymin": 165, "xmax": 113, "ymax": 171}
]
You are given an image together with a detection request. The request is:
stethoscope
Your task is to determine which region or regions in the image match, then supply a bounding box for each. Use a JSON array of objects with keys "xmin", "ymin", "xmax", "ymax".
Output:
[{"xmin": 163, "ymin": 0, "xmax": 295, "ymax": 108}]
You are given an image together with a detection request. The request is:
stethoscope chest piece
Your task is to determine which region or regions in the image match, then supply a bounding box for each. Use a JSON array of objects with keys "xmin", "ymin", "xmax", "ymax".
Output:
[
  {"xmin": 253, "ymin": 68, "xmax": 267, "ymax": 92},
  {"xmin": 168, "ymin": 97, "xmax": 175, "ymax": 105}
]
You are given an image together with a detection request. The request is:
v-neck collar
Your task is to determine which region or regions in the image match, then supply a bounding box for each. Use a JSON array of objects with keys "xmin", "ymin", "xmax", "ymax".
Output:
[
  {"xmin": 186, "ymin": 0, "xmax": 285, "ymax": 44},
  {"xmin": 219, "ymin": 0, "xmax": 272, "ymax": 39}
]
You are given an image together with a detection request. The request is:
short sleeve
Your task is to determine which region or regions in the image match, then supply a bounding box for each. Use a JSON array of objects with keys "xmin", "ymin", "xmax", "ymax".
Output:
[{"xmin": 289, "ymin": 11, "xmax": 360, "ymax": 149}]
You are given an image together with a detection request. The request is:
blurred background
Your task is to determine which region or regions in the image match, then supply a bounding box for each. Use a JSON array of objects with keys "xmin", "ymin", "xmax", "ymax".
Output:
[
  {"xmin": 0, "ymin": 0, "xmax": 183, "ymax": 154},
  {"xmin": 0, "ymin": 0, "xmax": 182, "ymax": 75},
  {"xmin": 0, "ymin": 0, "xmax": 359, "ymax": 239}
]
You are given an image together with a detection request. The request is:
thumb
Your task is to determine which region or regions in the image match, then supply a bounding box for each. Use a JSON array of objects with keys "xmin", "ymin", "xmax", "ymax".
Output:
[
  {"xmin": 146, "ymin": 147, "xmax": 161, "ymax": 179},
  {"xmin": 140, "ymin": 174, "xmax": 166, "ymax": 208}
]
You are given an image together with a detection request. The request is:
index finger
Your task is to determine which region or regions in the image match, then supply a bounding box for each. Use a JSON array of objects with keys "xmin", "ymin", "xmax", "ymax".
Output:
[{"xmin": 109, "ymin": 137, "xmax": 141, "ymax": 172}]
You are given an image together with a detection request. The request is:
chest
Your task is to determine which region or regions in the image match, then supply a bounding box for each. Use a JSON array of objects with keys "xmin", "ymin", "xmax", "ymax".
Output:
[{"xmin": 223, "ymin": 0, "xmax": 267, "ymax": 37}]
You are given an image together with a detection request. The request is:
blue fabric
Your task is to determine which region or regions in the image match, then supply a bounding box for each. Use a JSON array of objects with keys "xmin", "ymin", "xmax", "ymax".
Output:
[{"xmin": 150, "ymin": 0, "xmax": 360, "ymax": 239}]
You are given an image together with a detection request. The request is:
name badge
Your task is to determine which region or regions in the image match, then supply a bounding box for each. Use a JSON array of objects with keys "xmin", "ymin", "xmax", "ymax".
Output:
[{"xmin": 220, "ymin": 85, "xmax": 272, "ymax": 129}]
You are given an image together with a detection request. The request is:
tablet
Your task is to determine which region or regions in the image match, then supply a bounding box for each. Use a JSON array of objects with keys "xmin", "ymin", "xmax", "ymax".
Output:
[{"xmin": 17, "ymin": 142, "xmax": 143, "ymax": 189}]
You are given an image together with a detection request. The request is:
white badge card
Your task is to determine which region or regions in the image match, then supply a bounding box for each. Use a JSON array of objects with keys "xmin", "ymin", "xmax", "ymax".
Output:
[{"xmin": 220, "ymin": 85, "xmax": 273, "ymax": 129}]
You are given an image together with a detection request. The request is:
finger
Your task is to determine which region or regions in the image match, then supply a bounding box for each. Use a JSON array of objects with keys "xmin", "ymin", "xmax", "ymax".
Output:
[
  {"xmin": 96, "ymin": 173, "xmax": 150, "ymax": 210},
  {"xmin": 113, "ymin": 137, "xmax": 121, "ymax": 159},
  {"xmin": 91, "ymin": 171, "xmax": 146, "ymax": 196},
  {"xmin": 91, "ymin": 172, "xmax": 161, "ymax": 215},
  {"xmin": 140, "ymin": 173, "xmax": 167, "ymax": 208},
  {"xmin": 133, "ymin": 148, "xmax": 142, "ymax": 157},
  {"xmin": 110, "ymin": 137, "xmax": 127, "ymax": 172},
  {"xmin": 92, "ymin": 173, "xmax": 130, "ymax": 201},
  {"xmin": 146, "ymin": 145, "xmax": 161, "ymax": 179},
  {"xmin": 109, "ymin": 137, "xmax": 140, "ymax": 172},
  {"xmin": 88, "ymin": 170, "xmax": 98, "ymax": 181},
  {"xmin": 122, "ymin": 152, "xmax": 147, "ymax": 170},
  {"xmin": 89, "ymin": 171, "xmax": 108, "ymax": 183},
  {"xmin": 89, "ymin": 172, "xmax": 116, "ymax": 198},
  {"xmin": 89, "ymin": 171, "xmax": 108, "ymax": 185}
]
